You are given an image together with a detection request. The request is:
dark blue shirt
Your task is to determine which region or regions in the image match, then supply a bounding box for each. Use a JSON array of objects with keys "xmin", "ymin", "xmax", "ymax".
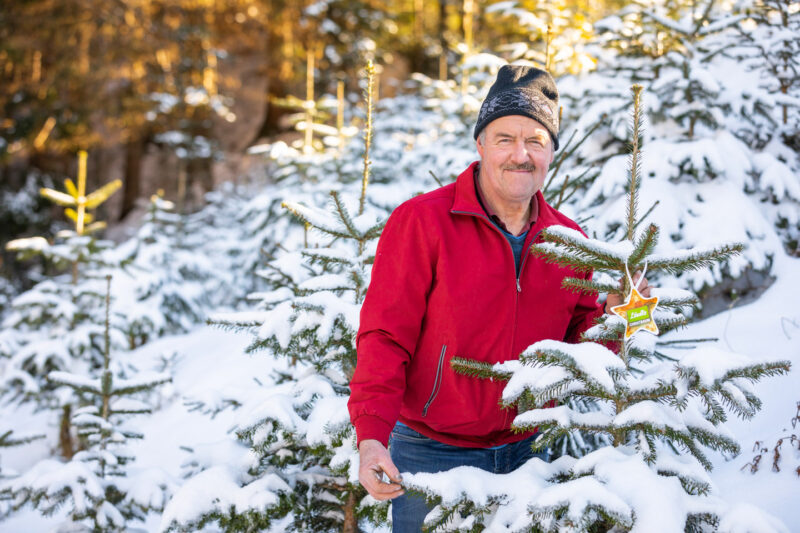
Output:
[{"xmin": 494, "ymin": 223, "xmax": 528, "ymax": 277}]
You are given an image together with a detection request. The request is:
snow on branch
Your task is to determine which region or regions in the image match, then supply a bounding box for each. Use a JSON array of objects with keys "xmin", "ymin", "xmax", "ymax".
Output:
[
  {"xmin": 533, "ymin": 225, "xmax": 634, "ymax": 271},
  {"xmin": 48, "ymin": 371, "xmax": 101, "ymax": 394},
  {"xmin": 160, "ymin": 466, "xmax": 290, "ymax": 532},
  {"xmin": 560, "ymin": 276, "xmax": 620, "ymax": 296},
  {"xmin": 648, "ymin": 243, "xmax": 745, "ymax": 275},
  {"xmin": 281, "ymin": 201, "xmax": 351, "ymax": 239},
  {"xmin": 521, "ymin": 339, "xmax": 625, "ymax": 393}
]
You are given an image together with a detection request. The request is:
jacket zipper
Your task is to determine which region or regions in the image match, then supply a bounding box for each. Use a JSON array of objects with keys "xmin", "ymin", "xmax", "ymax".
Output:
[
  {"xmin": 451, "ymin": 206, "xmax": 548, "ymax": 427},
  {"xmin": 421, "ymin": 344, "xmax": 447, "ymax": 417},
  {"xmin": 515, "ymin": 228, "xmax": 544, "ymax": 292},
  {"xmin": 452, "ymin": 208, "xmax": 543, "ymax": 294}
]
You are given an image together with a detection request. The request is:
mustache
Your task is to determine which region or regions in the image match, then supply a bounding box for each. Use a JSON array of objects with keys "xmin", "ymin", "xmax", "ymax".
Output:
[{"xmin": 503, "ymin": 163, "xmax": 535, "ymax": 171}]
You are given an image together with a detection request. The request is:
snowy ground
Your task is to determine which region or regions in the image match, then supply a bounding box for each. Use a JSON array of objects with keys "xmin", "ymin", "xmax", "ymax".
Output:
[{"xmin": 2, "ymin": 253, "xmax": 799, "ymax": 532}]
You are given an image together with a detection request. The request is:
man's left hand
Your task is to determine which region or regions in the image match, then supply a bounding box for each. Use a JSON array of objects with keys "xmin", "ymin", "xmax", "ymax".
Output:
[{"xmin": 605, "ymin": 271, "xmax": 651, "ymax": 313}]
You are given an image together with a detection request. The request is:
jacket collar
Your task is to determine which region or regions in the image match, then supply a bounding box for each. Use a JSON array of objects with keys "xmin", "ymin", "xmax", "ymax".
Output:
[{"xmin": 451, "ymin": 161, "xmax": 563, "ymax": 232}]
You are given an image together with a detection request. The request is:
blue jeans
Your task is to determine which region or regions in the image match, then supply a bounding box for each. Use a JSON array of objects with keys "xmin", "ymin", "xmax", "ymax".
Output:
[{"xmin": 389, "ymin": 423, "xmax": 548, "ymax": 532}]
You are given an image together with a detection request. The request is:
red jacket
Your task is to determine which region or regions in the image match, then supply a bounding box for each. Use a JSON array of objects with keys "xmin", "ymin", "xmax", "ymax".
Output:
[{"xmin": 348, "ymin": 162, "xmax": 603, "ymax": 448}]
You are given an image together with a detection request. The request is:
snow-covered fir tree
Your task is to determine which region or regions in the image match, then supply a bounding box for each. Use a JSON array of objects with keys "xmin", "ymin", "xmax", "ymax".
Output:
[
  {"xmin": 735, "ymin": 0, "xmax": 800, "ymax": 137},
  {"xmin": 108, "ymin": 193, "xmax": 226, "ymax": 350},
  {"xmin": 733, "ymin": 0, "xmax": 800, "ymax": 255},
  {"xmin": 0, "ymin": 427, "xmax": 44, "ymax": 520},
  {"xmin": 0, "ymin": 276, "xmax": 173, "ymax": 532},
  {"xmin": 161, "ymin": 62, "xmax": 388, "ymax": 533},
  {"xmin": 402, "ymin": 86, "xmax": 791, "ymax": 533},
  {"xmin": 554, "ymin": 0, "xmax": 799, "ymax": 304},
  {"xmin": 0, "ymin": 153, "xmax": 127, "ymax": 459}
]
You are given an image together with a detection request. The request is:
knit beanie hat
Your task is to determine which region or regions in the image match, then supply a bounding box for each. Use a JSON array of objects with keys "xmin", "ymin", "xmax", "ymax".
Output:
[{"xmin": 473, "ymin": 65, "xmax": 560, "ymax": 150}]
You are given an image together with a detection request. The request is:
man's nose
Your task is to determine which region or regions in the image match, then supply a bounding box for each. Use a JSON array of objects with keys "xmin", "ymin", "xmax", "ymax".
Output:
[{"xmin": 509, "ymin": 140, "xmax": 529, "ymax": 164}]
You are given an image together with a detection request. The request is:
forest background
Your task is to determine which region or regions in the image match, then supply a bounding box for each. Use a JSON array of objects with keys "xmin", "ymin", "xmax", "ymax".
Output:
[{"xmin": 1, "ymin": 0, "xmax": 609, "ymax": 283}]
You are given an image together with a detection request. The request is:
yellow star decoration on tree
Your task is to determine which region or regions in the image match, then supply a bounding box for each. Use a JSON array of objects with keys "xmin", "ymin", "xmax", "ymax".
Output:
[{"xmin": 610, "ymin": 286, "xmax": 660, "ymax": 339}]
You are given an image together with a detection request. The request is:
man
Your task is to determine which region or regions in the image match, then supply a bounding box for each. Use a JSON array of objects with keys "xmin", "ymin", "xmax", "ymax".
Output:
[{"xmin": 348, "ymin": 65, "xmax": 649, "ymax": 531}]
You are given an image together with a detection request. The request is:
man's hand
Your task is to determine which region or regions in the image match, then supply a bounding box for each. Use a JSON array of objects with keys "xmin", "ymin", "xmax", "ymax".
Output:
[
  {"xmin": 358, "ymin": 439, "xmax": 404, "ymax": 500},
  {"xmin": 605, "ymin": 270, "xmax": 651, "ymax": 313}
]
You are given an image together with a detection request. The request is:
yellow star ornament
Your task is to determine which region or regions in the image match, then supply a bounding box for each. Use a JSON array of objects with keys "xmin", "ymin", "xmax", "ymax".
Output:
[{"xmin": 610, "ymin": 287, "xmax": 659, "ymax": 339}]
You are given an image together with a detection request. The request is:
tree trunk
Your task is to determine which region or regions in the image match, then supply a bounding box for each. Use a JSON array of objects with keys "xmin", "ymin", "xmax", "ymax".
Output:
[
  {"xmin": 439, "ymin": 0, "xmax": 448, "ymax": 80},
  {"xmin": 59, "ymin": 403, "xmax": 74, "ymax": 459},
  {"xmin": 120, "ymin": 136, "xmax": 144, "ymax": 221},
  {"xmin": 342, "ymin": 490, "xmax": 360, "ymax": 533}
]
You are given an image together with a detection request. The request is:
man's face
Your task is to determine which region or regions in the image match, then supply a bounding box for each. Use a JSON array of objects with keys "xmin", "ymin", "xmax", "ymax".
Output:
[{"xmin": 476, "ymin": 115, "xmax": 555, "ymax": 208}]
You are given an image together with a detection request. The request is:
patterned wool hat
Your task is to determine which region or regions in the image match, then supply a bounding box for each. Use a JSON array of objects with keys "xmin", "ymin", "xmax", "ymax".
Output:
[{"xmin": 473, "ymin": 64, "xmax": 560, "ymax": 150}]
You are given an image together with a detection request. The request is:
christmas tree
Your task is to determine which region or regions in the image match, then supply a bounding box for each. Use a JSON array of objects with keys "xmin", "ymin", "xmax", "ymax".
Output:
[
  {"xmin": 1, "ymin": 276, "xmax": 173, "ymax": 532},
  {"xmin": 402, "ymin": 85, "xmax": 790, "ymax": 532},
  {"xmin": 161, "ymin": 62, "xmax": 388, "ymax": 533}
]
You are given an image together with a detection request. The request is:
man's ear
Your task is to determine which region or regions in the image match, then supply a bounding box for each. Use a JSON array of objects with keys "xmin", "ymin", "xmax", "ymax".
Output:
[
  {"xmin": 549, "ymin": 145, "xmax": 556, "ymax": 165},
  {"xmin": 476, "ymin": 136, "xmax": 484, "ymax": 159}
]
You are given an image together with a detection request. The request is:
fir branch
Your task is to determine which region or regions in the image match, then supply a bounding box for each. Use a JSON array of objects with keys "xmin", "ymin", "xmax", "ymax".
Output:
[
  {"xmin": 0, "ymin": 430, "xmax": 45, "ymax": 447},
  {"xmin": 450, "ymin": 357, "xmax": 513, "ymax": 380},
  {"xmin": 629, "ymin": 224, "xmax": 659, "ymax": 267},
  {"xmin": 501, "ymin": 377, "xmax": 577, "ymax": 409},
  {"xmin": 206, "ymin": 317, "xmax": 261, "ymax": 332},
  {"xmin": 359, "ymin": 61, "xmax": 376, "ymax": 216},
  {"xmin": 544, "ymin": 116, "xmax": 606, "ymax": 195},
  {"xmin": 582, "ymin": 319, "xmax": 625, "ymax": 342},
  {"xmin": 363, "ymin": 219, "xmax": 387, "ymax": 241},
  {"xmin": 717, "ymin": 386, "xmax": 757, "ymax": 420},
  {"xmin": 688, "ymin": 424, "xmax": 741, "ymax": 459},
  {"xmin": 296, "ymin": 284, "xmax": 353, "ymax": 298},
  {"xmin": 533, "ymin": 227, "xmax": 624, "ymax": 270},
  {"xmin": 529, "ymin": 244, "xmax": 597, "ymax": 273},
  {"xmin": 561, "ymin": 276, "xmax": 620, "ymax": 296},
  {"xmin": 281, "ymin": 201, "xmax": 351, "ymax": 239},
  {"xmin": 46, "ymin": 372, "xmax": 101, "ymax": 395},
  {"xmin": 659, "ymin": 469, "xmax": 711, "ymax": 496},
  {"xmin": 637, "ymin": 430, "xmax": 658, "ymax": 464},
  {"xmin": 624, "ymin": 382, "xmax": 679, "ymax": 403},
  {"xmin": 718, "ymin": 360, "xmax": 791, "ymax": 383},
  {"xmin": 557, "ymin": 167, "xmax": 599, "ymax": 206},
  {"xmin": 515, "ymin": 419, "xmax": 610, "ymax": 444},
  {"xmin": 626, "ymin": 85, "xmax": 645, "ymax": 241},
  {"xmin": 524, "ymin": 348, "xmax": 621, "ymax": 397},
  {"xmin": 631, "ymin": 200, "xmax": 660, "ymax": 234},
  {"xmin": 655, "ymin": 294, "xmax": 700, "ymax": 311},
  {"xmin": 657, "ymin": 337, "xmax": 717, "ymax": 347},
  {"xmin": 112, "ymin": 376, "xmax": 172, "ymax": 397},
  {"xmin": 654, "ymin": 314, "xmax": 688, "ymax": 333},
  {"xmin": 428, "ymin": 170, "xmax": 444, "ymax": 188},
  {"xmin": 330, "ymin": 191, "xmax": 359, "ymax": 238},
  {"xmin": 697, "ymin": 392, "xmax": 728, "ymax": 425},
  {"xmin": 300, "ymin": 249, "xmax": 356, "ymax": 268},
  {"xmin": 647, "ymin": 243, "xmax": 745, "ymax": 275}
]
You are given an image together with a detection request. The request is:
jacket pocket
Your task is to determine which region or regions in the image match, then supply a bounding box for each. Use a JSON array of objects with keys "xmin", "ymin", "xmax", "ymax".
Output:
[{"xmin": 421, "ymin": 345, "xmax": 447, "ymax": 417}]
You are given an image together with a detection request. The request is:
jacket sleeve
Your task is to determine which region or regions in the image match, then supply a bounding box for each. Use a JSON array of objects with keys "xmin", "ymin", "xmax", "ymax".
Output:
[{"xmin": 348, "ymin": 201, "xmax": 437, "ymax": 447}]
